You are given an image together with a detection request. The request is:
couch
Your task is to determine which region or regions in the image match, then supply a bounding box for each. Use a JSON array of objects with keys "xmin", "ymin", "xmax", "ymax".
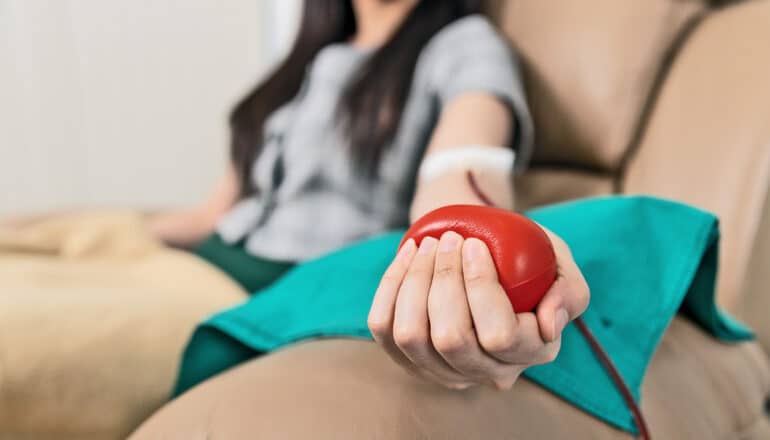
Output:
[
  {"xmin": 0, "ymin": 211, "xmax": 246, "ymax": 439},
  {"xmin": 3, "ymin": 0, "xmax": 770, "ymax": 438}
]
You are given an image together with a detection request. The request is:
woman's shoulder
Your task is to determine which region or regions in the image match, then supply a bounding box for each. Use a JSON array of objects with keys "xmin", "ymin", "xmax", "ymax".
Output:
[
  {"xmin": 414, "ymin": 14, "xmax": 534, "ymax": 172},
  {"xmin": 415, "ymin": 14, "xmax": 518, "ymax": 93},
  {"xmin": 421, "ymin": 14, "xmax": 512, "ymax": 64}
]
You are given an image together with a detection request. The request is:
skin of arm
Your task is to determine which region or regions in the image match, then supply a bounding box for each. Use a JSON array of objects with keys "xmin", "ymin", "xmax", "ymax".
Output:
[
  {"xmin": 146, "ymin": 165, "xmax": 240, "ymax": 248},
  {"xmin": 409, "ymin": 93, "xmax": 515, "ymax": 220},
  {"xmin": 368, "ymin": 93, "xmax": 590, "ymax": 390}
]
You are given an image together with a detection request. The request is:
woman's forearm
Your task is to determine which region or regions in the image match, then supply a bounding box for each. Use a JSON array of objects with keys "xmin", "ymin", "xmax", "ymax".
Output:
[
  {"xmin": 146, "ymin": 208, "xmax": 218, "ymax": 248},
  {"xmin": 407, "ymin": 92, "xmax": 517, "ymax": 223},
  {"xmin": 149, "ymin": 166, "xmax": 240, "ymax": 248},
  {"xmin": 409, "ymin": 168, "xmax": 515, "ymax": 223}
]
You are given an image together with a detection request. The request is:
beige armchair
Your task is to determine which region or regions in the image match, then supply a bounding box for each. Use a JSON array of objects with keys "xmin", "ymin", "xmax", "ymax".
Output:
[
  {"xmin": 2, "ymin": 0, "xmax": 768, "ymax": 438},
  {"xmin": 132, "ymin": 0, "xmax": 770, "ymax": 438}
]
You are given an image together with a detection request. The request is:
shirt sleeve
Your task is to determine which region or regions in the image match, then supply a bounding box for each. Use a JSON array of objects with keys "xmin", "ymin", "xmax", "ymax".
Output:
[{"xmin": 422, "ymin": 15, "xmax": 535, "ymax": 172}]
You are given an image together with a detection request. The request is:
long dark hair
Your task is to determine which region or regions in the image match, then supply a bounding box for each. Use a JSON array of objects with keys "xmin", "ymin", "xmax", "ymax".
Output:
[{"xmin": 229, "ymin": 0, "xmax": 482, "ymax": 195}]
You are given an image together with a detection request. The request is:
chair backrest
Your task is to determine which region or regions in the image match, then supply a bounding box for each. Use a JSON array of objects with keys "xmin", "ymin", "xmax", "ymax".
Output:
[{"xmin": 490, "ymin": 0, "xmax": 770, "ymax": 347}]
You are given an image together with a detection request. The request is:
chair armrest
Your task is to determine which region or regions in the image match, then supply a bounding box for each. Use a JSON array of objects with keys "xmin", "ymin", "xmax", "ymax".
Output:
[
  {"xmin": 622, "ymin": 0, "xmax": 770, "ymax": 318},
  {"xmin": 740, "ymin": 189, "xmax": 770, "ymax": 353},
  {"xmin": 130, "ymin": 318, "xmax": 770, "ymax": 439}
]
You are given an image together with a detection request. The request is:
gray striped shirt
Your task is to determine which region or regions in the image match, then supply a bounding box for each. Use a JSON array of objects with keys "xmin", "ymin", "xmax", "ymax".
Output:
[{"xmin": 217, "ymin": 15, "xmax": 533, "ymax": 261}]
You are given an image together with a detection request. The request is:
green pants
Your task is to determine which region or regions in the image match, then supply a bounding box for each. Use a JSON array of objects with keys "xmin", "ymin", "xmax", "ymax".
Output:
[
  {"xmin": 193, "ymin": 234, "xmax": 295, "ymax": 293},
  {"xmin": 175, "ymin": 234, "xmax": 294, "ymax": 395}
]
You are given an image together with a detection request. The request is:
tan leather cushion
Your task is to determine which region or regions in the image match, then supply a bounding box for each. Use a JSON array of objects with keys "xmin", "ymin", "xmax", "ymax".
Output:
[
  {"xmin": 515, "ymin": 168, "xmax": 614, "ymax": 211},
  {"xmin": 0, "ymin": 212, "xmax": 246, "ymax": 439},
  {"xmin": 739, "ymin": 188, "xmax": 770, "ymax": 353},
  {"xmin": 622, "ymin": 0, "xmax": 770, "ymax": 312},
  {"xmin": 492, "ymin": 0, "xmax": 704, "ymax": 170},
  {"xmin": 130, "ymin": 317, "xmax": 770, "ymax": 439}
]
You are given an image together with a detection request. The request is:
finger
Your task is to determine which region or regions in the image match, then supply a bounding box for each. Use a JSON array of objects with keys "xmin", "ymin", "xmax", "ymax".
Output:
[
  {"xmin": 369, "ymin": 238, "xmax": 417, "ymax": 331},
  {"xmin": 535, "ymin": 230, "xmax": 590, "ymax": 342},
  {"xmin": 535, "ymin": 277, "xmax": 574, "ymax": 343},
  {"xmin": 369, "ymin": 239, "xmax": 433, "ymax": 379},
  {"xmin": 496, "ymin": 312, "xmax": 562, "ymax": 365},
  {"xmin": 394, "ymin": 236, "xmax": 471, "ymax": 386},
  {"xmin": 368, "ymin": 245, "xmax": 458, "ymax": 388},
  {"xmin": 462, "ymin": 238, "xmax": 559, "ymax": 365},
  {"xmin": 368, "ymin": 238, "xmax": 417, "ymax": 359},
  {"xmin": 369, "ymin": 238, "xmax": 471, "ymax": 388},
  {"xmin": 429, "ymin": 231, "xmax": 523, "ymax": 389}
]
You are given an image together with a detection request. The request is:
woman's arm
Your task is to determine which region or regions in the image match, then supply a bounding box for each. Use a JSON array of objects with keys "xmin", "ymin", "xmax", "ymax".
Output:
[
  {"xmin": 368, "ymin": 93, "xmax": 590, "ymax": 390},
  {"xmin": 147, "ymin": 165, "xmax": 240, "ymax": 248},
  {"xmin": 409, "ymin": 93, "xmax": 515, "ymax": 220}
]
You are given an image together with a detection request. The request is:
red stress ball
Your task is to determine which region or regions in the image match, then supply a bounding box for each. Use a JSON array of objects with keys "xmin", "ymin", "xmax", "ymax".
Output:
[{"xmin": 401, "ymin": 205, "xmax": 557, "ymax": 313}]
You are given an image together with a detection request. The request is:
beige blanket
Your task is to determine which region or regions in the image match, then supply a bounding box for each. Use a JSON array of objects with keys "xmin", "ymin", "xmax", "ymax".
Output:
[{"xmin": 0, "ymin": 212, "xmax": 246, "ymax": 440}]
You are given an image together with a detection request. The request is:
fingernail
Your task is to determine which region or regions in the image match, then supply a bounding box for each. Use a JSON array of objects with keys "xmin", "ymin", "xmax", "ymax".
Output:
[
  {"xmin": 439, "ymin": 231, "xmax": 460, "ymax": 253},
  {"xmin": 554, "ymin": 308, "xmax": 570, "ymax": 338},
  {"xmin": 418, "ymin": 237, "xmax": 438, "ymax": 255},
  {"xmin": 397, "ymin": 239, "xmax": 416, "ymax": 261},
  {"xmin": 462, "ymin": 238, "xmax": 481, "ymax": 262}
]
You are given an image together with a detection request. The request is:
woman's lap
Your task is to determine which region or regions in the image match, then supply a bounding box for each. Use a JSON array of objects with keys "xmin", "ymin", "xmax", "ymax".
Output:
[{"xmin": 193, "ymin": 233, "xmax": 294, "ymax": 293}]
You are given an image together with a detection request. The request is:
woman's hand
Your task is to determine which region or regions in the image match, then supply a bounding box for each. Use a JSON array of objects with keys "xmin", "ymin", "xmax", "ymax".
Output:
[
  {"xmin": 368, "ymin": 229, "xmax": 589, "ymax": 390},
  {"xmin": 147, "ymin": 165, "xmax": 240, "ymax": 248}
]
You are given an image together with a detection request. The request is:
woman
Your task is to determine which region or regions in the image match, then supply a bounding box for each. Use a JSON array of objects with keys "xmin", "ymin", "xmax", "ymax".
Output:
[{"xmin": 147, "ymin": 0, "xmax": 588, "ymax": 395}]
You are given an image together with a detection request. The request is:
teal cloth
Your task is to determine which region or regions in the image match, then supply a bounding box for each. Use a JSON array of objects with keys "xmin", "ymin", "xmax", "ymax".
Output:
[{"xmin": 175, "ymin": 196, "xmax": 753, "ymax": 434}]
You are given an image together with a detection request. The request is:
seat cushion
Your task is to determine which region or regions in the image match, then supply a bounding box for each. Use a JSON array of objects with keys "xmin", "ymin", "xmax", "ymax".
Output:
[
  {"xmin": 0, "ymin": 212, "xmax": 246, "ymax": 439},
  {"xmin": 129, "ymin": 317, "xmax": 770, "ymax": 439}
]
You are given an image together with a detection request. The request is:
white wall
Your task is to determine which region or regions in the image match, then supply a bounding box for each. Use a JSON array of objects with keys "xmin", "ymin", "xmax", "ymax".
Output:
[{"xmin": 0, "ymin": 0, "xmax": 299, "ymax": 214}]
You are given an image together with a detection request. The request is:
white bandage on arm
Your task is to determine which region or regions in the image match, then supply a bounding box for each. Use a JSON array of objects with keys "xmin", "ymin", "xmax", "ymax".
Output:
[{"xmin": 417, "ymin": 145, "xmax": 516, "ymax": 183}]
